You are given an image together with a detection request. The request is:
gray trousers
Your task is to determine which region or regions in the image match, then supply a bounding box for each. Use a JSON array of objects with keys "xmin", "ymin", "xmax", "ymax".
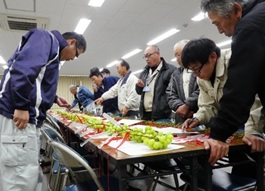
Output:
[{"xmin": 0, "ymin": 115, "xmax": 42, "ymax": 191}]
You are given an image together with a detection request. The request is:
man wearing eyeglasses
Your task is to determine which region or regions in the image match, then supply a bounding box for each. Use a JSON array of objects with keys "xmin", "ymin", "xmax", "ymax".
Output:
[
  {"xmin": 199, "ymin": 0, "xmax": 265, "ymax": 169},
  {"xmin": 181, "ymin": 38, "xmax": 263, "ymax": 181},
  {"xmin": 0, "ymin": 29, "xmax": 86, "ymax": 191},
  {"xmin": 136, "ymin": 45, "xmax": 176, "ymax": 122}
]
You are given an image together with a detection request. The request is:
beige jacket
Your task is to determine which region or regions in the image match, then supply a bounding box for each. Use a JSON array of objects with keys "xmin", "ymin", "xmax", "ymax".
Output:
[{"xmin": 194, "ymin": 49, "xmax": 264, "ymax": 135}]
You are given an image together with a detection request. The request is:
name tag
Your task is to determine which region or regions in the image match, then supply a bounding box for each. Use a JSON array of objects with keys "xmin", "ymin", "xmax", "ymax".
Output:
[{"xmin": 143, "ymin": 86, "xmax": 150, "ymax": 92}]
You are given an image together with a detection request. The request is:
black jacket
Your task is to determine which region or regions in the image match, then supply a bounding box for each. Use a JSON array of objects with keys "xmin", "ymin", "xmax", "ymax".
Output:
[
  {"xmin": 210, "ymin": 0, "xmax": 265, "ymax": 141},
  {"xmin": 136, "ymin": 57, "xmax": 176, "ymax": 120}
]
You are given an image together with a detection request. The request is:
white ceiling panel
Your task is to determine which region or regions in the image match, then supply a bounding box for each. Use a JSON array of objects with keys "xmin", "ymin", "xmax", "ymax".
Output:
[{"xmin": 0, "ymin": 0, "xmax": 231, "ymax": 77}]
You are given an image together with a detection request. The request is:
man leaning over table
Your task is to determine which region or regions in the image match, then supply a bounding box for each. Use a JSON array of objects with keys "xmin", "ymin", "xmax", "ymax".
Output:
[
  {"xmin": 68, "ymin": 84, "xmax": 95, "ymax": 113},
  {"xmin": 181, "ymin": 38, "xmax": 263, "ymax": 180},
  {"xmin": 0, "ymin": 29, "xmax": 86, "ymax": 191},
  {"xmin": 199, "ymin": 0, "xmax": 265, "ymax": 168}
]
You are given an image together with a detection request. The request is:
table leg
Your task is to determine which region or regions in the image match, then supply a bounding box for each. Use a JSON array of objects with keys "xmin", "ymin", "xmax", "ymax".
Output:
[
  {"xmin": 256, "ymin": 152, "xmax": 264, "ymax": 191},
  {"xmin": 116, "ymin": 164, "xmax": 130, "ymax": 190},
  {"xmin": 190, "ymin": 156, "xmax": 198, "ymax": 191},
  {"xmin": 204, "ymin": 161, "xmax": 212, "ymax": 191}
]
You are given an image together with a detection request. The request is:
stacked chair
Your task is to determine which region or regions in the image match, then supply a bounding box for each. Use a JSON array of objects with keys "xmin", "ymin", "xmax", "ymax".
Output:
[
  {"xmin": 41, "ymin": 118, "xmax": 97, "ymax": 190},
  {"xmin": 41, "ymin": 115, "xmax": 141, "ymax": 191}
]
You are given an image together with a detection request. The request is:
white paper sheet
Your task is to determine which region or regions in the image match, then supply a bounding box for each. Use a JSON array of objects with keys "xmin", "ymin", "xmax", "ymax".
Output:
[
  {"xmin": 117, "ymin": 119, "xmax": 143, "ymax": 126},
  {"xmin": 108, "ymin": 140, "xmax": 184, "ymax": 155}
]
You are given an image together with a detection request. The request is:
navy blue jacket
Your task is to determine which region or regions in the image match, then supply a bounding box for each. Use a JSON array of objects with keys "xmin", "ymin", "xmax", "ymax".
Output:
[
  {"xmin": 0, "ymin": 29, "xmax": 67, "ymax": 127},
  {"xmin": 94, "ymin": 76, "xmax": 119, "ymax": 113}
]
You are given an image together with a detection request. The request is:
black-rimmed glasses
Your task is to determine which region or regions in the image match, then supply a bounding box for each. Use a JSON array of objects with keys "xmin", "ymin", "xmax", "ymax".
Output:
[
  {"xmin": 187, "ymin": 64, "xmax": 204, "ymax": 75},
  {"xmin": 143, "ymin": 52, "xmax": 157, "ymax": 59}
]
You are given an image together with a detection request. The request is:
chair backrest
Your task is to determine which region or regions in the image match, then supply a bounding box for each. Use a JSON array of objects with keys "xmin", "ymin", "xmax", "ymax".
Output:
[
  {"xmin": 41, "ymin": 122, "xmax": 66, "ymax": 143},
  {"xmin": 46, "ymin": 113, "xmax": 65, "ymax": 136},
  {"xmin": 50, "ymin": 141, "xmax": 105, "ymax": 191}
]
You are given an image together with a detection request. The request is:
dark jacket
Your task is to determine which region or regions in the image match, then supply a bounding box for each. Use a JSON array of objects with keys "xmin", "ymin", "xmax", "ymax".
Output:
[
  {"xmin": 0, "ymin": 29, "xmax": 67, "ymax": 127},
  {"xmin": 136, "ymin": 57, "xmax": 176, "ymax": 120},
  {"xmin": 166, "ymin": 67, "xmax": 199, "ymax": 123},
  {"xmin": 94, "ymin": 76, "xmax": 119, "ymax": 113},
  {"xmin": 209, "ymin": 0, "xmax": 265, "ymax": 141}
]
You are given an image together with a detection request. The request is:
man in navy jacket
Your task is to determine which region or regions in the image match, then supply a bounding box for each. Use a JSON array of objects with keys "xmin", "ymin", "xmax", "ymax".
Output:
[
  {"xmin": 0, "ymin": 28, "xmax": 86, "ymax": 191},
  {"xmin": 89, "ymin": 67, "xmax": 119, "ymax": 114}
]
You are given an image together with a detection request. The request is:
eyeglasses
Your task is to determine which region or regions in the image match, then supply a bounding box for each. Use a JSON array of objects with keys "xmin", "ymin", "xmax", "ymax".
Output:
[
  {"xmin": 75, "ymin": 42, "xmax": 79, "ymax": 58},
  {"xmin": 187, "ymin": 64, "xmax": 204, "ymax": 75},
  {"xmin": 143, "ymin": 52, "xmax": 157, "ymax": 59}
]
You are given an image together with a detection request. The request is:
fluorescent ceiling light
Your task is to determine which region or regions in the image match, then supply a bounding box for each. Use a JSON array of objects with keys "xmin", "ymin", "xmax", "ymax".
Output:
[
  {"xmin": 147, "ymin": 28, "xmax": 180, "ymax": 45},
  {"xmin": 132, "ymin": 69, "xmax": 143, "ymax": 75},
  {"xmin": 191, "ymin": 12, "xmax": 207, "ymax": 21},
  {"xmin": 217, "ymin": 39, "xmax": 232, "ymax": 47},
  {"xmin": 74, "ymin": 18, "xmax": 91, "ymax": 34},
  {"xmin": 0, "ymin": 56, "xmax": 6, "ymax": 64},
  {"xmin": 106, "ymin": 60, "xmax": 119, "ymax": 68},
  {"xmin": 99, "ymin": 68, "xmax": 103, "ymax": 71},
  {"xmin": 88, "ymin": 0, "xmax": 105, "ymax": 7},
  {"xmin": 122, "ymin": 49, "xmax": 142, "ymax": 59},
  {"xmin": 171, "ymin": 58, "xmax": 176, "ymax": 62}
]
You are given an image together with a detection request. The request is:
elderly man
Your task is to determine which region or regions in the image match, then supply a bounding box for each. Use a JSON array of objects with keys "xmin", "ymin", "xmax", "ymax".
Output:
[
  {"xmin": 166, "ymin": 40, "xmax": 199, "ymax": 124},
  {"xmin": 199, "ymin": 0, "xmax": 265, "ymax": 166},
  {"xmin": 68, "ymin": 85, "xmax": 95, "ymax": 113},
  {"xmin": 136, "ymin": 45, "xmax": 176, "ymax": 122}
]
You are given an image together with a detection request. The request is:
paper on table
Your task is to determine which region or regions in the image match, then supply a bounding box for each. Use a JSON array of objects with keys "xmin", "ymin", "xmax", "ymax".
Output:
[
  {"xmin": 117, "ymin": 119, "xmax": 143, "ymax": 126},
  {"xmin": 154, "ymin": 127, "xmax": 199, "ymax": 135},
  {"xmin": 108, "ymin": 140, "xmax": 184, "ymax": 156}
]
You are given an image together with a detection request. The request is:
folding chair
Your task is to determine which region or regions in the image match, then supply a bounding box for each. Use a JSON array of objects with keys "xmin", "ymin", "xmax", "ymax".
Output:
[
  {"xmin": 41, "ymin": 123, "xmax": 69, "ymax": 191},
  {"xmin": 49, "ymin": 141, "xmax": 118, "ymax": 191}
]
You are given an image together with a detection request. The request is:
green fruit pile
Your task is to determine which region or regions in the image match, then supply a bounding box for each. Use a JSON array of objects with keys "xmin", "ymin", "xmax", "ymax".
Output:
[{"xmin": 55, "ymin": 110, "xmax": 173, "ymax": 150}]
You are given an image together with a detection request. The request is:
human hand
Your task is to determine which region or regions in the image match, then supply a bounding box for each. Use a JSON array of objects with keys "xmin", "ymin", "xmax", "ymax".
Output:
[
  {"xmin": 136, "ymin": 79, "xmax": 145, "ymax": 87},
  {"xmin": 204, "ymin": 138, "xmax": 229, "ymax": 165},
  {"xmin": 121, "ymin": 106, "xmax": 129, "ymax": 117},
  {"xmin": 13, "ymin": 109, "xmax": 29, "ymax": 129},
  {"xmin": 182, "ymin": 117, "xmax": 199, "ymax": 129},
  {"xmin": 95, "ymin": 97, "xmax": 104, "ymax": 105},
  {"xmin": 242, "ymin": 134, "xmax": 265, "ymax": 152},
  {"xmin": 176, "ymin": 104, "xmax": 189, "ymax": 118},
  {"xmin": 57, "ymin": 96, "xmax": 71, "ymax": 108}
]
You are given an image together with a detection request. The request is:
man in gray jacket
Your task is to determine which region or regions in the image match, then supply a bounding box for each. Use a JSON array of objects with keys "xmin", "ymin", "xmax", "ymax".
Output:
[{"xmin": 166, "ymin": 40, "xmax": 199, "ymax": 124}]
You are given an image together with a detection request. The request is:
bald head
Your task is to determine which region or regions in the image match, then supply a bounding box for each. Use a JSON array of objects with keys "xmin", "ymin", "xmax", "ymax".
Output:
[{"xmin": 174, "ymin": 39, "xmax": 189, "ymax": 66}]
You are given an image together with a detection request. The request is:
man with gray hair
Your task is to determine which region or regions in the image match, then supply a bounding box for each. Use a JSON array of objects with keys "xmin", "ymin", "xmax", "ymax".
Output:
[
  {"xmin": 136, "ymin": 44, "xmax": 176, "ymax": 121},
  {"xmin": 68, "ymin": 85, "xmax": 95, "ymax": 113},
  {"xmin": 200, "ymin": 0, "xmax": 265, "ymax": 169},
  {"xmin": 166, "ymin": 40, "xmax": 199, "ymax": 124}
]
